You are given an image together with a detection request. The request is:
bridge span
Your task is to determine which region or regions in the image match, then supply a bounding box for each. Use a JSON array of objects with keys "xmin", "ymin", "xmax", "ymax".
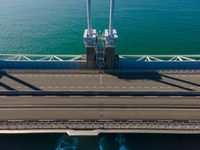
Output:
[{"xmin": 0, "ymin": 70, "xmax": 200, "ymax": 135}]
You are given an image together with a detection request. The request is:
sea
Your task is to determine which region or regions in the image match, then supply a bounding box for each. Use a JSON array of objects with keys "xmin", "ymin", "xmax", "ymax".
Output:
[{"xmin": 0, "ymin": 0, "xmax": 200, "ymax": 149}]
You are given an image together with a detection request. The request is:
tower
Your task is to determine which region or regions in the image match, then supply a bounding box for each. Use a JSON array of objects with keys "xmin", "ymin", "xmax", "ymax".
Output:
[
  {"xmin": 83, "ymin": 0, "xmax": 97, "ymax": 69},
  {"xmin": 83, "ymin": 0, "xmax": 118, "ymax": 69},
  {"xmin": 103, "ymin": 0, "xmax": 118, "ymax": 69}
]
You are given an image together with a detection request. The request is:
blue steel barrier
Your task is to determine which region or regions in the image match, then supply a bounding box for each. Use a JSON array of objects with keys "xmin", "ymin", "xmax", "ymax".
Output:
[
  {"xmin": 0, "ymin": 61, "xmax": 85, "ymax": 69},
  {"xmin": 116, "ymin": 60, "xmax": 200, "ymax": 70}
]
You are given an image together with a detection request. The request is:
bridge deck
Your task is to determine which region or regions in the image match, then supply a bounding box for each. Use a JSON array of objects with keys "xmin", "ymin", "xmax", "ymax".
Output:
[
  {"xmin": 0, "ymin": 70, "xmax": 200, "ymax": 134},
  {"xmin": 0, "ymin": 96, "xmax": 200, "ymax": 121},
  {"xmin": 0, "ymin": 71, "xmax": 200, "ymax": 93}
]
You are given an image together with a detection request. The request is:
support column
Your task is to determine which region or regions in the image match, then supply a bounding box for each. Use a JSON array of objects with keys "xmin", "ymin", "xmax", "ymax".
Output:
[
  {"xmin": 86, "ymin": 47, "xmax": 96, "ymax": 69},
  {"xmin": 84, "ymin": 0, "xmax": 97, "ymax": 69},
  {"xmin": 87, "ymin": 0, "xmax": 92, "ymax": 35},
  {"xmin": 105, "ymin": 47, "xmax": 115, "ymax": 69},
  {"xmin": 109, "ymin": 0, "xmax": 115, "ymax": 36},
  {"xmin": 104, "ymin": 0, "xmax": 117, "ymax": 70}
]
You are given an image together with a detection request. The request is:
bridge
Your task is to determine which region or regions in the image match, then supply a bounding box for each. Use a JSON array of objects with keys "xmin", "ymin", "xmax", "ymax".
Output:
[{"xmin": 0, "ymin": 0, "xmax": 200, "ymax": 136}]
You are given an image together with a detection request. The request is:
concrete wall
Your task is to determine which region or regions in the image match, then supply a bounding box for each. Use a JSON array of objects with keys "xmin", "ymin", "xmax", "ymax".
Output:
[
  {"xmin": 86, "ymin": 47, "xmax": 96, "ymax": 69},
  {"xmin": 105, "ymin": 47, "xmax": 115, "ymax": 69}
]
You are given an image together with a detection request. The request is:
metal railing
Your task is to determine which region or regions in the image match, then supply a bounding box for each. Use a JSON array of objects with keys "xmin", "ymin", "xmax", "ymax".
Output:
[
  {"xmin": 0, "ymin": 120, "xmax": 200, "ymax": 131},
  {"xmin": 0, "ymin": 54, "xmax": 84, "ymax": 62},
  {"xmin": 120, "ymin": 55, "xmax": 200, "ymax": 62},
  {"xmin": 0, "ymin": 54, "xmax": 200, "ymax": 62}
]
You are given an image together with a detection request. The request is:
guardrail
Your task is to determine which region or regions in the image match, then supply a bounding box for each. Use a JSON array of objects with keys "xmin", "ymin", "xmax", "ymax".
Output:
[
  {"xmin": 0, "ymin": 120, "xmax": 200, "ymax": 131},
  {"xmin": 0, "ymin": 54, "xmax": 84, "ymax": 62},
  {"xmin": 1, "ymin": 54, "xmax": 200, "ymax": 62},
  {"xmin": 120, "ymin": 55, "xmax": 200, "ymax": 62}
]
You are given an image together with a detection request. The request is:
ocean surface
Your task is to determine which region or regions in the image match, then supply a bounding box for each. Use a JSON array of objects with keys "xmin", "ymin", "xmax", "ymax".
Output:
[
  {"xmin": 0, "ymin": 0, "xmax": 200, "ymax": 149},
  {"xmin": 0, "ymin": 0, "xmax": 199, "ymax": 55},
  {"xmin": 0, "ymin": 133, "xmax": 200, "ymax": 150}
]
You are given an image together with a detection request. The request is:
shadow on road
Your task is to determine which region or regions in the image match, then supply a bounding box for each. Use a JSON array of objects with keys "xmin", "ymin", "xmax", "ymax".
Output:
[
  {"xmin": 0, "ymin": 70, "xmax": 41, "ymax": 91},
  {"xmin": 105, "ymin": 71, "xmax": 196, "ymax": 92}
]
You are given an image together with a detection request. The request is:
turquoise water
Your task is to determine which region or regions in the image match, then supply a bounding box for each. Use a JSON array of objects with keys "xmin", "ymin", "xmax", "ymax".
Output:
[
  {"xmin": 0, "ymin": 0, "xmax": 199, "ymax": 55},
  {"xmin": 0, "ymin": 0, "xmax": 200, "ymax": 149}
]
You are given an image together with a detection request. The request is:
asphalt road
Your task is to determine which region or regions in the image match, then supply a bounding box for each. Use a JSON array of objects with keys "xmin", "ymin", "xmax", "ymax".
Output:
[
  {"xmin": 0, "ymin": 96, "xmax": 200, "ymax": 121},
  {"xmin": 0, "ymin": 71, "xmax": 200, "ymax": 121},
  {"xmin": 0, "ymin": 71, "xmax": 200, "ymax": 93}
]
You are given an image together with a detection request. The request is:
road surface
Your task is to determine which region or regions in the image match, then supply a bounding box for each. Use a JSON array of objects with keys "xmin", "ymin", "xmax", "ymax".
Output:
[
  {"xmin": 0, "ymin": 71, "xmax": 200, "ymax": 93},
  {"xmin": 0, "ymin": 96, "xmax": 199, "ymax": 121}
]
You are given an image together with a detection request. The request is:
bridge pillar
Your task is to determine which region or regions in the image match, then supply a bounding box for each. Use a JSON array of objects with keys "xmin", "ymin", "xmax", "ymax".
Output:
[
  {"xmin": 105, "ymin": 47, "xmax": 115, "ymax": 69},
  {"xmin": 103, "ymin": 0, "xmax": 118, "ymax": 69},
  {"xmin": 83, "ymin": 0, "xmax": 97, "ymax": 69},
  {"xmin": 86, "ymin": 47, "xmax": 96, "ymax": 69}
]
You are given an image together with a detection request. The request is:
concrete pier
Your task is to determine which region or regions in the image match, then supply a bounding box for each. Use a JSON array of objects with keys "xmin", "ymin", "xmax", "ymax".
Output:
[
  {"xmin": 105, "ymin": 47, "xmax": 115, "ymax": 69},
  {"xmin": 86, "ymin": 47, "xmax": 96, "ymax": 69}
]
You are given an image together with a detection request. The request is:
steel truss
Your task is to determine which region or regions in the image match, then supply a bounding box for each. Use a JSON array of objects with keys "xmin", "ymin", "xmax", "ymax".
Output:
[
  {"xmin": 0, "ymin": 54, "xmax": 83, "ymax": 62},
  {"xmin": 120, "ymin": 55, "xmax": 200, "ymax": 62},
  {"xmin": 0, "ymin": 54, "xmax": 200, "ymax": 62}
]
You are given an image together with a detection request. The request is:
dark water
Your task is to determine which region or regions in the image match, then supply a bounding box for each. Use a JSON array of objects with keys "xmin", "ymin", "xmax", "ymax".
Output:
[
  {"xmin": 0, "ymin": 0, "xmax": 200, "ymax": 55},
  {"xmin": 0, "ymin": 134, "xmax": 200, "ymax": 150}
]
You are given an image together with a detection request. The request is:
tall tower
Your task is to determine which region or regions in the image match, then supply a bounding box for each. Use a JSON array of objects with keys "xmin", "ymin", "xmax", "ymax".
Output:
[
  {"xmin": 83, "ymin": 0, "xmax": 118, "ymax": 69},
  {"xmin": 104, "ymin": 0, "xmax": 118, "ymax": 69},
  {"xmin": 83, "ymin": 0, "xmax": 97, "ymax": 69}
]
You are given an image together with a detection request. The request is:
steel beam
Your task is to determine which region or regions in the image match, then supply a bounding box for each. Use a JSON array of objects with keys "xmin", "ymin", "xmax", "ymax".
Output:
[
  {"xmin": 87, "ymin": 0, "xmax": 92, "ymax": 36},
  {"xmin": 109, "ymin": 0, "xmax": 115, "ymax": 36}
]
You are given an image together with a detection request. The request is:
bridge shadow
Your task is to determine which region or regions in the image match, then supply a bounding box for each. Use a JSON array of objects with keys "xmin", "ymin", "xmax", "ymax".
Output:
[
  {"xmin": 105, "ymin": 71, "xmax": 196, "ymax": 92},
  {"xmin": 0, "ymin": 71, "xmax": 41, "ymax": 91}
]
